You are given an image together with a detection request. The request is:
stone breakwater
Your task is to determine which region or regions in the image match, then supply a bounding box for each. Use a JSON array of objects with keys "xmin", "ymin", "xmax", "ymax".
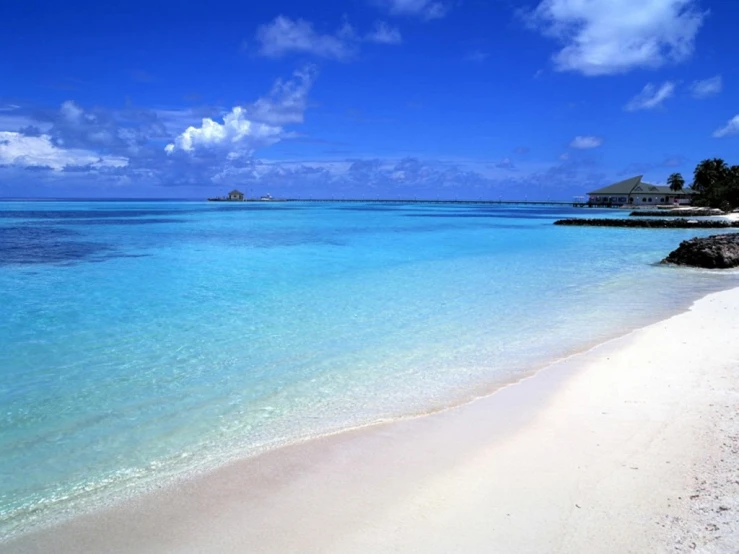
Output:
[
  {"xmin": 554, "ymin": 218, "xmax": 739, "ymax": 229},
  {"xmin": 662, "ymin": 233, "xmax": 739, "ymax": 268},
  {"xmin": 629, "ymin": 209, "xmax": 724, "ymax": 217}
]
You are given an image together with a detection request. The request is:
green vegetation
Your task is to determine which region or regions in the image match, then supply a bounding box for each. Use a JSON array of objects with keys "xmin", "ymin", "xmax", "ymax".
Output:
[
  {"xmin": 667, "ymin": 172, "xmax": 684, "ymax": 192},
  {"xmin": 685, "ymin": 158, "xmax": 739, "ymax": 210}
]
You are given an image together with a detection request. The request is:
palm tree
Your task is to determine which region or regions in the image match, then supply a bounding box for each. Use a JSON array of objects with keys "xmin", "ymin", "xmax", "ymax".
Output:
[
  {"xmin": 691, "ymin": 158, "xmax": 731, "ymax": 207},
  {"xmin": 727, "ymin": 165, "xmax": 739, "ymax": 209},
  {"xmin": 693, "ymin": 158, "xmax": 729, "ymax": 194},
  {"xmin": 667, "ymin": 172, "xmax": 685, "ymax": 192}
]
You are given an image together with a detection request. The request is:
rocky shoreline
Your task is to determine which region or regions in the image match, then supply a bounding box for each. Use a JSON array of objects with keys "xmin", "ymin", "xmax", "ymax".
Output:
[
  {"xmin": 555, "ymin": 217, "xmax": 739, "ymax": 268},
  {"xmin": 554, "ymin": 218, "xmax": 738, "ymax": 229},
  {"xmin": 662, "ymin": 234, "xmax": 739, "ymax": 268}
]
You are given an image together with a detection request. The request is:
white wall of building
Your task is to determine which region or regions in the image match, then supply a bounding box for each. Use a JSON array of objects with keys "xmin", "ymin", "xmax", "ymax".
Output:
[{"xmin": 589, "ymin": 194, "xmax": 691, "ymax": 206}]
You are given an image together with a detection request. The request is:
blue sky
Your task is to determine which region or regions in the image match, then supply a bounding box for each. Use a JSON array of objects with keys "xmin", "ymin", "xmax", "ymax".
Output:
[{"xmin": 1, "ymin": 0, "xmax": 738, "ymax": 199}]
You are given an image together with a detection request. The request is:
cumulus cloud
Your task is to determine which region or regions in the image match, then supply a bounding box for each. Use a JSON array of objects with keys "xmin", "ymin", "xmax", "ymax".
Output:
[
  {"xmin": 527, "ymin": 0, "xmax": 705, "ymax": 75},
  {"xmin": 624, "ymin": 81, "xmax": 675, "ymax": 111},
  {"xmin": 165, "ymin": 68, "xmax": 315, "ymax": 155},
  {"xmin": 255, "ymin": 16, "xmax": 401, "ymax": 60},
  {"xmin": 164, "ymin": 109, "xmax": 284, "ymax": 154},
  {"xmin": 0, "ymin": 101, "xmax": 176, "ymax": 181},
  {"xmin": 713, "ymin": 115, "xmax": 739, "ymax": 138},
  {"xmin": 373, "ymin": 0, "xmax": 449, "ymax": 20},
  {"xmin": 37, "ymin": 100, "xmax": 169, "ymax": 157},
  {"xmin": 569, "ymin": 135, "xmax": 603, "ymax": 149},
  {"xmin": 60, "ymin": 100, "xmax": 84, "ymax": 123},
  {"xmin": 255, "ymin": 16, "xmax": 352, "ymax": 60},
  {"xmin": 153, "ymin": 107, "xmax": 221, "ymax": 137},
  {"xmin": 690, "ymin": 75, "xmax": 722, "ymax": 99},
  {"xmin": 0, "ymin": 71, "xmax": 322, "ymax": 188},
  {"xmin": 245, "ymin": 66, "xmax": 316, "ymax": 125},
  {"xmin": 365, "ymin": 21, "xmax": 403, "ymax": 44},
  {"xmin": 0, "ymin": 131, "xmax": 607, "ymax": 200},
  {"xmin": 0, "ymin": 131, "xmax": 128, "ymax": 170}
]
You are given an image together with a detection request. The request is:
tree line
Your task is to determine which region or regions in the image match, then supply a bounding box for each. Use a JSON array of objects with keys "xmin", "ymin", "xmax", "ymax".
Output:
[{"xmin": 667, "ymin": 158, "xmax": 739, "ymax": 211}]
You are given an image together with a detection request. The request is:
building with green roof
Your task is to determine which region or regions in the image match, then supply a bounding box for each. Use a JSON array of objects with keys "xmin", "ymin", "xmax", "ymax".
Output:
[{"xmin": 587, "ymin": 176, "xmax": 695, "ymax": 207}]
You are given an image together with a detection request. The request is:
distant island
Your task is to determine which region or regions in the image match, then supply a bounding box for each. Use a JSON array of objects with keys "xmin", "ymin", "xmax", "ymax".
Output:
[{"xmin": 208, "ymin": 190, "xmax": 274, "ymax": 202}]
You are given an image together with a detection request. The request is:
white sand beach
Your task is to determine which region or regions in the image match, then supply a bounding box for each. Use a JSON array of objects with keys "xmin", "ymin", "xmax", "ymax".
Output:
[{"xmin": 6, "ymin": 287, "xmax": 739, "ymax": 554}]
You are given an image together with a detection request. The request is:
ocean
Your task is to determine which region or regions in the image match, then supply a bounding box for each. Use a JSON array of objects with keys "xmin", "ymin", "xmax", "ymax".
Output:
[{"xmin": 1, "ymin": 200, "xmax": 736, "ymax": 539}]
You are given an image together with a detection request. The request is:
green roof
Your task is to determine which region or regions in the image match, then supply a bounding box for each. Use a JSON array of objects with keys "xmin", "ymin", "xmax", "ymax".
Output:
[
  {"xmin": 588, "ymin": 176, "xmax": 695, "ymax": 196},
  {"xmin": 587, "ymin": 175, "xmax": 643, "ymax": 196}
]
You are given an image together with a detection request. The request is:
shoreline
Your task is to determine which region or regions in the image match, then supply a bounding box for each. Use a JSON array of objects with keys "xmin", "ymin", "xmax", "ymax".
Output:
[
  {"xmin": 5, "ymin": 287, "xmax": 739, "ymax": 553},
  {"xmin": 0, "ymin": 273, "xmax": 729, "ymax": 543},
  {"xmin": 2, "ymin": 275, "xmax": 725, "ymax": 543}
]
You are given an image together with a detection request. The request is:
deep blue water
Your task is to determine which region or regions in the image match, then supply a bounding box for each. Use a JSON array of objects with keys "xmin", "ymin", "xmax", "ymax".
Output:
[{"xmin": 1, "ymin": 200, "xmax": 737, "ymax": 539}]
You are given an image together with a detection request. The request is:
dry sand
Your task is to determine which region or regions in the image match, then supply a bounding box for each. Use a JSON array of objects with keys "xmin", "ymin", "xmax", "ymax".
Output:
[{"xmin": 5, "ymin": 288, "xmax": 739, "ymax": 554}]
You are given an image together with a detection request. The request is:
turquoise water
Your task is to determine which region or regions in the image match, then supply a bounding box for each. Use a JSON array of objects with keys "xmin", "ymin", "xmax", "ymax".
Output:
[{"xmin": 1, "ymin": 200, "xmax": 737, "ymax": 538}]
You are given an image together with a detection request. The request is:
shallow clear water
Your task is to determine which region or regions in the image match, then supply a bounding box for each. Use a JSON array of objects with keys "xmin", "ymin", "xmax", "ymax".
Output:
[{"xmin": 1, "ymin": 200, "xmax": 737, "ymax": 538}]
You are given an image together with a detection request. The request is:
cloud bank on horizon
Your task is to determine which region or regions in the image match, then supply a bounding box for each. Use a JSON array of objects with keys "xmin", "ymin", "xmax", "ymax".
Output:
[{"xmin": 0, "ymin": 0, "xmax": 737, "ymax": 199}]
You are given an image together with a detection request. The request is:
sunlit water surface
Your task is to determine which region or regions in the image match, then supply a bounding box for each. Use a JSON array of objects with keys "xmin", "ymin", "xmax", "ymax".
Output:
[{"xmin": 1, "ymin": 200, "xmax": 737, "ymax": 538}]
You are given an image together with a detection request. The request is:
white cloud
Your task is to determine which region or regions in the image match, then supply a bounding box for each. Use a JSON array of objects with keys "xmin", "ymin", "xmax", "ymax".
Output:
[
  {"xmin": 154, "ymin": 108, "xmax": 211, "ymax": 136},
  {"xmin": 256, "ymin": 16, "xmax": 355, "ymax": 60},
  {"xmin": 42, "ymin": 101, "xmax": 169, "ymax": 158},
  {"xmin": 165, "ymin": 69, "xmax": 316, "ymax": 155},
  {"xmin": 0, "ymin": 131, "xmax": 128, "ymax": 170},
  {"xmin": 528, "ymin": 0, "xmax": 705, "ymax": 76},
  {"xmin": 365, "ymin": 21, "xmax": 403, "ymax": 44},
  {"xmin": 245, "ymin": 66, "xmax": 316, "ymax": 125},
  {"xmin": 690, "ymin": 75, "xmax": 722, "ymax": 99},
  {"xmin": 254, "ymin": 16, "xmax": 401, "ymax": 60},
  {"xmin": 164, "ymin": 108, "xmax": 284, "ymax": 154},
  {"xmin": 624, "ymin": 81, "xmax": 675, "ymax": 111},
  {"xmin": 60, "ymin": 100, "xmax": 84, "ymax": 123},
  {"xmin": 374, "ymin": 0, "xmax": 449, "ymax": 20},
  {"xmin": 0, "ymin": 104, "xmax": 21, "ymax": 112},
  {"xmin": 569, "ymin": 135, "xmax": 602, "ymax": 149},
  {"xmin": 713, "ymin": 115, "xmax": 739, "ymax": 138}
]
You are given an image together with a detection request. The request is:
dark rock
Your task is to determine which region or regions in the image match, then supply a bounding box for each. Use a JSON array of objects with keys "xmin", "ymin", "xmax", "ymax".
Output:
[
  {"xmin": 630, "ymin": 209, "xmax": 724, "ymax": 217},
  {"xmin": 662, "ymin": 234, "xmax": 739, "ymax": 268},
  {"xmin": 554, "ymin": 218, "xmax": 737, "ymax": 228}
]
